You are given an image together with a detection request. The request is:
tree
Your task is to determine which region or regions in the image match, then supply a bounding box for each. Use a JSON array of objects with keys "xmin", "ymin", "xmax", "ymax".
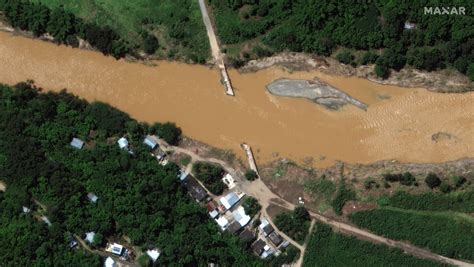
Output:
[
  {"xmin": 151, "ymin": 122, "xmax": 181, "ymax": 145},
  {"xmin": 374, "ymin": 60, "xmax": 390, "ymax": 79},
  {"xmin": 143, "ymin": 34, "xmax": 159, "ymax": 54},
  {"xmin": 360, "ymin": 51, "xmax": 379, "ymax": 65},
  {"xmin": 425, "ymin": 173, "xmax": 441, "ymax": 189},
  {"xmin": 242, "ymin": 196, "xmax": 261, "ymax": 217},
  {"xmin": 245, "ymin": 169, "xmax": 258, "ymax": 181},
  {"xmin": 336, "ymin": 50, "xmax": 355, "ymax": 65}
]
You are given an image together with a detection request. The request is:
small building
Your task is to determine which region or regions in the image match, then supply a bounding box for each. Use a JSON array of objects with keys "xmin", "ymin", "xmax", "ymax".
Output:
[
  {"xmin": 22, "ymin": 206, "xmax": 31, "ymax": 213},
  {"xmin": 146, "ymin": 248, "xmax": 161, "ymax": 262},
  {"xmin": 85, "ymin": 232, "xmax": 96, "ymax": 244},
  {"xmin": 207, "ymin": 201, "xmax": 219, "ymax": 218},
  {"xmin": 219, "ymin": 192, "xmax": 240, "ymax": 210},
  {"xmin": 222, "ymin": 173, "xmax": 236, "ymax": 189},
  {"xmin": 261, "ymin": 245, "xmax": 275, "ymax": 259},
  {"xmin": 70, "ymin": 138, "xmax": 85, "ymax": 150},
  {"xmin": 104, "ymin": 256, "xmax": 115, "ymax": 267},
  {"xmin": 215, "ymin": 216, "xmax": 229, "ymax": 230},
  {"xmin": 259, "ymin": 219, "xmax": 274, "ymax": 236},
  {"xmin": 251, "ymin": 239, "xmax": 266, "ymax": 256},
  {"xmin": 87, "ymin": 193, "xmax": 99, "ymax": 203},
  {"xmin": 239, "ymin": 228, "xmax": 256, "ymax": 243},
  {"xmin": 404, "ymin": 22, "xmax": 416, "ymax": 30},
  {"xmin": 69, "ymin": 239, "xmax": 78, "ymax": 249},
  {"xmin": 232, "ymin": 206, "xmax": 251, "ymax": 227},
  {"xmin": 280, "ymin": 240, "xmax": 290, "ymax": 249},
  {"xmin": 41, "ymin": 216, "xmax": 52, "ymax": 227},
  {"xmin": 109, "ymin": 243, "xmax": 123, "ymax": 255},
  {"xmin": 181, "ymin": 174, "xmax": 208, "ymax": 202},
  {"xmin": 227, "ymin": 221, "xmax": 242, "ymax": 234},
  {"xmin": 117, "ymin": 137, "xmax": 129, "ymax": 150},
  {"xmin": 143, "ymin": 135, "xmax": 158, "ymax": 150},
  {"xmin": 268, "ymin": 231, "xmax": 283, "ymax": 246}
]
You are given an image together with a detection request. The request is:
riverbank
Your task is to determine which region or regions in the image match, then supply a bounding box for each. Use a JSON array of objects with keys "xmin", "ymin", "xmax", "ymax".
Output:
[{"xmin": 239, "ymin": 52, "xmax": 474, "ymax": 93}]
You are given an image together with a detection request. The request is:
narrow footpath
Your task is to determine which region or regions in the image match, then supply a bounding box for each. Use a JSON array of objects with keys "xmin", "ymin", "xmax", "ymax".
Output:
[
  {"xmin": 198, "ymin": 0, "xmax": 235, "ymax": 96},
  {"xmin": 159, "ymin": 140, "xmax": 474, "ymax": 267}
]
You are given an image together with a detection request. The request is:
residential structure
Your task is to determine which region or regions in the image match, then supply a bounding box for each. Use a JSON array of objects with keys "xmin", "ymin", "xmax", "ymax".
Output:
[
  {"xmin": 104, "ymin": 257, "xmax": 115, "ymax": 267},
  {"xmin": 232, "ymin": 206, "xmax": 251, "ymax": 227},
  {"xmin": 181, "ymin": 174, "xmax": 208, "ymax": 202},
  {"xmin": 251, "ymin": 239, "xmax": 266, "ymax": 256},
  {"xmin": 239, "ymin": 228, "xmax": 255, "ymax": 243},
  {"xmin": 268, "ymin": 231, "xmax": 283, "ymax": 246},
  {"xmin": 259, "ymin": 219, "xmax": 274, "ymax": 236},
  {"xmin": 219, "ymin": 192, "xmax": 240, "ymax": 210},
  {"xmin": 146, "ymin": 248, "xmax": 160, "ymax": 262},
  {"xmin": 143, "ymin": 135, "xmax": 158, "ymax": 149},
  {"xmin": 87, "ymin": 192, "xmax": 99, "ymax": 203},
  {"xmin": 70, "ymin": 137, "xmax": 85, "ymax": 149},
  {"xmin": 117, "ymin": 137, "xmax": 129, "ymax": 150},
  {"xmin": 85, "ymin": 232, "xmax": 96, "ymax": 244},
  {"xmin": 215, "ymin": 216, "xmax": 229, "ymax": 230}
]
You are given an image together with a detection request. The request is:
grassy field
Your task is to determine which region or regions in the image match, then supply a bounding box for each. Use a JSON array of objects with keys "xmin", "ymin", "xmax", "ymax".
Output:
[
  {"xmin": 302, "ymin": 223, "xmax": 446, "ymax": 267},
  {"xmin": 32, "ymin": 0, "xmax": 209, "ymax": 61},
  {"xmin": 349, "ymin": 208, "xmax": 474, "ymax": 261}
]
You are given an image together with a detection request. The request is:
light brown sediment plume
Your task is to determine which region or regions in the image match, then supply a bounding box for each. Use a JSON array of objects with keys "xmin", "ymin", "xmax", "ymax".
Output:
[{"xmin": 0, "ymin": 31, "xmax": 472, "ymax": 167}]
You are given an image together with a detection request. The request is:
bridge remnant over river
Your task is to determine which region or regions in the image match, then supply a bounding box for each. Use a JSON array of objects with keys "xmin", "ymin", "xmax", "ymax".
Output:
[{"xmin": 198, "ymin": 0, "xmax": 235, "ymax": 96}]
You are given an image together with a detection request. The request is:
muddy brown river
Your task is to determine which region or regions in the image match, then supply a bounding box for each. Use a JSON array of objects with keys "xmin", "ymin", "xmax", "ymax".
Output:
[{"xmin": 0, "ymin": 32, "xmax": 473, "ymax": 167}]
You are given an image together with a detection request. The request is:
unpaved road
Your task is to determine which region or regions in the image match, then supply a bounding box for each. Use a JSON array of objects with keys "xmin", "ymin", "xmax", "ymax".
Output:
[
  {"xmin": 198, "ymin": 0, "xmax": 221, "ymax": 62},
  {"xmin": 160, "ymin": 140, "xmax": 474, "ymax": 267}
]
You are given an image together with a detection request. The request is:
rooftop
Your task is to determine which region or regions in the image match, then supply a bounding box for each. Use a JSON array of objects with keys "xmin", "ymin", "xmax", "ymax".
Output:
[
  {"xmin": 232, "ymin": 206, "xmax": 250, "ymax": 227},
  {"xmin": 146, "ymin": 249, "xmax": 160, "ymax": 262},
  {"xmin": 182, "ymin": 174, "xmax": 207, "ymax": 202},
  {"xmin": 143, "ymin": 135, "xmax": 158, "ymax": 149},
  {"xmin": 70, "ymin": 137, "xmax": 85, "ymax": 149},
  {"xmin": 219, "ymin": 192, "xmax": 240, "ymax": 210}
]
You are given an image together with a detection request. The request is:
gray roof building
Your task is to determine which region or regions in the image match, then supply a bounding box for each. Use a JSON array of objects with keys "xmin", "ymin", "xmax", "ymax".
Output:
[
  {"xmin": 70, "ymin": 138, "xmax": 85, "ymax": 149},
  {"xmin": 143, "ymin": 135, "xmax": 158, "ymax": 149}
]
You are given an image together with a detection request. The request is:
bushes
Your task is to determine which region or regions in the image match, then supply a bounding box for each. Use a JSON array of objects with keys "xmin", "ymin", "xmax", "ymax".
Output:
[
  {"xmin": 382, "ymin": 191, "xmax": 474, "ymax": 213},
  {"xmin": 302, "ymin": 223, "xmax": 444, "ymax": 267},
  {"xmin": 245, "ymin": 169, "xmax": 258, "ymax": 181},
  {"xmin": 331, "ymin": 182, "xmax": 356, "ymax": 215},
  {"xmin": 274, "ymin": 206, "xmax": 310, "ymax": 244},
  {"xmin": 242, "ymin": 196, "xmax": 261, "ymax": 218},
  {"xmin": 360, "ymin": 51, "xmax": 379, "ymax": 65},
  {"xmin": 335, "ymin": 50, "xmax": 355, "ymax": 65},
  {"xmin": 349, "ymin": 208, "xmax": 474, "ymax": 261},
  {"xmin": 303, "ymin": 178, "xmax": 336, "ymax": 199},
  {"xmin": 192, "ymin": 162, "xmax": 225, "ymax": 195},
  {"xmin": 143, "ymin": 34, "xmax": 159, "ymax": 54},
  {"xmin": 383, "ymin": 172, "xmax": 416, "ymax": 186},
  {"xmin": 425, "ymin": 173, "xmax": 441, "ymax": 189}
]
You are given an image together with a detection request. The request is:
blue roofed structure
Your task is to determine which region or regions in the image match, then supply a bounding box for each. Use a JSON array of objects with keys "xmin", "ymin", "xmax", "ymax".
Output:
[{"xmin": 143, "ymin": 135, "xmax": 158, "ymax": 149}]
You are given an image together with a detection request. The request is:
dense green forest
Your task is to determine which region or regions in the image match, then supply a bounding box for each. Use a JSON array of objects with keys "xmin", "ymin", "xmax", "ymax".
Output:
[
  {"xmin": 0, "ymin": 82, "xmax": 264, "ymax": 266},
  {"xmin": 209, "ymin": 0, "xmax": 474, "ymax": 80},
  {"xmin": 0, "ymin": 0, "xmax": 209, "ymax": 62},
  {"xmin": 349, "ymin": 208, "xmax": 474, "ymax": 261},
  {"xmin": 274, "ymin": 206, "xmax": 310, "ymax": 244},
  {"xmin": 302, "ymin": 223, "xmax": 446, "ymax": 267}
]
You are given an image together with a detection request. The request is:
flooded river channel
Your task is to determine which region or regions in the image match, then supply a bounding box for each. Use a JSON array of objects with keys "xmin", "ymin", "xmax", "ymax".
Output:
[{"xmin": 0, "ymin": 32, "xmax": 473, "ymax": 167}]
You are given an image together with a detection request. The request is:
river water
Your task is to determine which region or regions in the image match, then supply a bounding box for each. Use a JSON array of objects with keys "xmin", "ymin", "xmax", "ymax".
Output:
[{"xmin": 0, "ymin": 32, "xmax": 472, "ymax": 167}]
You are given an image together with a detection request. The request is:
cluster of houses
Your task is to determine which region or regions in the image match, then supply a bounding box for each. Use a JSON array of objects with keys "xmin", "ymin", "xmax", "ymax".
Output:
[{"xmin": 179, "ymin": 170, "xmax": 290, "ymax": 259}]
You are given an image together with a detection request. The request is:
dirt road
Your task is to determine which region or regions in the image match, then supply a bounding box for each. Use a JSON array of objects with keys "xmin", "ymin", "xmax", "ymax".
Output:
[
  {"xmin": 160, "ymin": 140, "xmax": 474, "ymax": 267},
  {"xmin": 198, "ymin": 0, "xmax": 221, "ymax": 62}
]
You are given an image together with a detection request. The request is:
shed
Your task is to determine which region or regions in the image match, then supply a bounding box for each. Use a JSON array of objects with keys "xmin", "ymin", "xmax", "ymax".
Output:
[
  {"xmin": 232, "ymin": 206, "xmax": 250, "ymax": 227},
  {"xmin": 87, "ymin": 193, "xmax": 99, "ymax": 203},
  {"xmin": 146, "ymin": 249, "xmax": 161, "ymax": 262},
  {"xmin": 85, "ymin": 232, "xmax": 96, "ymax": 244},
  {"xmin": 117, "ymin": 137, "xmax": 129, "ymax": 149},
  {"xmin": 143, "ymin": 135, "xmax": 158, "ymax": 149},
  {"xmin": 251, "ymin": 239, "xmax": 266, "ymax": 256},
  {"xmin": 219, "ymin": 192, "xmax": 240, "ymax": 210},
  {"xmin": 182, "ymin": 174, "xmax": 207, "ymax": 202},
  {"xmin": 70, "ymin": 138, "xmax": 85, "ymax": 149},
  {"xmin": 222, "ymin": 173, "xmax": 236, "ymax": 189},
  {"xmin": 215, "ymin": 216, "xmax": 229, "ymax": 230},
  {"xmin": 209, "ymin": 210, "xmax": 219, "ymax": 219},
  {"xmin": 104, "ymin": 257, "xmax": 115, "ymax": 267},
  {"xmin": 268, "ymin": 231, "xmax": 283, "ymax": 246}
]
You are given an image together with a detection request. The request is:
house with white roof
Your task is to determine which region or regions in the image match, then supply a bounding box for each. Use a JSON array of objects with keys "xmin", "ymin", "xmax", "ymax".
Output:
[
  {"xmin": 87, "ymin": 193, "xmax": 99, "ymax": 203},
  {"xmin": 222, "ymin": 173, "xmax": 236, "ymax": 189},
  {"xmin": 146, "ymin": 248, "xmax": 161, "ymax": 262},
  {"xmin": 117, "ymin": 137, "xmax": 129, "ymax": 150},
  {"xmin": 85, "ymin": 232, "xmax": 96, "ymax": 244},
  {"xmin": 219, "ymin": 192, "xmax": 241, "ymax": 210},
  {"xmin": 232, "ymin": 206, "xmax": 251, "ymax": 227},
  {"xmin": 215, "ymin": 216, "xmax": 229, "ymax": 230},
  {"xmin": 143, "ymin": 135, "xmax": 158, "ymax": 149},
  {"xmin": 104, "ymin": 256, "xmax": 115, "ymax": 267},
  {"xmin": 70, "ymin": 137, "xmax": 85, "ymax": 149},
  {"xmin": 109, "ymin": 243, "xmax": 123, "ymax": 255}
]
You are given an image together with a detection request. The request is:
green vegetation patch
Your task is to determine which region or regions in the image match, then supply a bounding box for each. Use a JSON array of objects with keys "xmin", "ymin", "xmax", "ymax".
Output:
[
  {"xmin": 192, "ymin": 161, "xmax": 226, "ymax": 195},
  {"xmin": 304, "ymin": 178, "xmax": 336, "ymax": 199},
  {"xmin": 331, "ymin": 181, "xmax": 356, "ymax": 215},
  {"xmin": 274, "ymin": 206, "xmax": 310, "ymax": 244},
  {"xmin": 349, "ymin": 208, "xmax": 474, "ymax": 261},
  {"xmin": 381, "ymin": 190, "xmax": 474, "ymax": 213},
  {"xmin": 302, "ymin": 223, "xmax": 446, "ymax": 267}
]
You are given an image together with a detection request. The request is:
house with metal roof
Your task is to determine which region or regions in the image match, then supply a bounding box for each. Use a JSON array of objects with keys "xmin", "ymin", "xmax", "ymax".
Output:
[
  {"xmin": 181, "ymin": 174, "xmax": 208, "ymax": 202},
  {"xmin": 251, "ymin": 239, "xmax": 266, "ymax": 256},
  {"xmin": 268, "ymin": 231, "xmax": 283, "ymax": 246},
  {"xmin": 239, "ymin": 228, "xmax": 255, "ymax": 243},
  {"xmin": 143, "ymin": 135, "xmax": 158, "ymax": 149},
  {"xmin": 232, "ymin": 206, "xmax": 251, "ymax": 227},
  {"xmin": 259, "ymin": 219, "xmax": 274, "ymax": 236},
  {"xmin": 87, "ymin": 193, "xmax": 99, "ymax": 203},
  {"xmin": 227, "ymin": 221, "xmax": 242, "ymax": 234},
  {"xmin": 85, "ymin": 232, "xmax": 96, "ymax": 244},
  {"xmin": 117, "ymin": 137, "xmax": 129, "ymax": 150},
  {"xmin": 104, "ymin": 256, "xmax": 116, "ymax": 267},
  {"xmin": 219, "ymin": 192, "xmax": 240, "ymax": 210},
  {"xmin": 146, "ymin": 248, "xmax": 160, "ymax": 262},
  {"xmin": 215, "ymin": 216, "xmax": 229, "ymax": 230},
  {"xmin": 70, "ymin": 137, "xmax": 85, "ymax": 149}
]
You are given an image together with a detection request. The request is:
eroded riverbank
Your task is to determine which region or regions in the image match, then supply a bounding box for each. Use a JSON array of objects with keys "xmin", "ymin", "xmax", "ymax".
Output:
[{"xmin": 0, "ymin": 31, "xmax": 473, "ymax": 167}]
